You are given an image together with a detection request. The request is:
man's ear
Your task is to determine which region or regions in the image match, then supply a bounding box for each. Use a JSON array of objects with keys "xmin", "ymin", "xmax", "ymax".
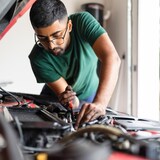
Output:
[{"xmin": 68, "ymin": 19, "xmax": 72, "ymax": 32}]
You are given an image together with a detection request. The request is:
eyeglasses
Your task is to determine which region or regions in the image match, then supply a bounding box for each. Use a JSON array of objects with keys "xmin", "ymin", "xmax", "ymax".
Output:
[{"xmin": 35, "ymin": 21, "xmax": 68, "ymax": 47}]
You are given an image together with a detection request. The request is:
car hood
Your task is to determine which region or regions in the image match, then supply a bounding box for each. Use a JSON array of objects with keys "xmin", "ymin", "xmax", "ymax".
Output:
[{"xmin": 0, "ymin": 0, "xmax": 35, "ymax": 40}]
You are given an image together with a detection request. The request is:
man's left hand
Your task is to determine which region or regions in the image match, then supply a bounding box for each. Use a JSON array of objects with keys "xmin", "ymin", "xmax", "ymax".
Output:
[{"xmin": 75, "ymin": 102, "xmax": 106, "ymax": 129}]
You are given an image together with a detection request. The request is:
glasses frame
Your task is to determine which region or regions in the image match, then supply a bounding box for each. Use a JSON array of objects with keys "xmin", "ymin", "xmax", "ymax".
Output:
[{"xmin": 35, "ymin": 21, "xmax": 68, "ymax": 47}]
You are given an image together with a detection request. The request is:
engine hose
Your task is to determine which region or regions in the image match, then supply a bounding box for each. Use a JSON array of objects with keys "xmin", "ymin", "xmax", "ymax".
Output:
[{"xmin": 59, "ymin": 124, "xmax": 124, "ymax": 143}]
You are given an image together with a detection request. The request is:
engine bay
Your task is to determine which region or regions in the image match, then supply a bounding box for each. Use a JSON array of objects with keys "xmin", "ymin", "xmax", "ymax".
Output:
[{"xmin": 0, "ymin": 89, "xmax": 160, "ymax": 160}]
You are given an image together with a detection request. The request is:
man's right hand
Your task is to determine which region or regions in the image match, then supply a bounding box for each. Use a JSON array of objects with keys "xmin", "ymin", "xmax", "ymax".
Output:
[{"xmin": 58, "ymin": 85, "xmax": 79, "ymax": 109}]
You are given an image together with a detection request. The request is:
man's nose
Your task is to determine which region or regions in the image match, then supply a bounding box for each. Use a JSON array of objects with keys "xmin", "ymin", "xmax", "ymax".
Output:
[{"xmin": 48, "ymin": 38, "xmax": 55, "ymax": 49}]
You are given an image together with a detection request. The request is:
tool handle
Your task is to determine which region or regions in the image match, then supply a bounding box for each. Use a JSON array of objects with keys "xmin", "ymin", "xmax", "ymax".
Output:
[{"xmin": 68, "ymin": 101, "xmax": 73, "ymax": 109}]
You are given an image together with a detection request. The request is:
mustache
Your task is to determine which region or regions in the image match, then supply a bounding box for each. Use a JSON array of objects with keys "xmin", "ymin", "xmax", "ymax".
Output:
[
  {"xmin": 48, "ymin": 47, "xmax": 65, "ymax": 56},
  {"xmin": 53, "ymin": 47, "xmax": 63, "ymax": 51},
  {"xmin": 48, "ymin": 47, "xmax": 62, "ymax": 52},
  {"xmin": 47, "ymin": 47, "xmax": 63, "ymax": 52}
]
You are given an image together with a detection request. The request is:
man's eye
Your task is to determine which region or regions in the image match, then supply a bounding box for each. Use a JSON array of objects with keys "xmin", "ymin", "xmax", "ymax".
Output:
[
  {"xmin": 53, "ymin": 32, "xmax": 63, "ymax": 38},
  {"xmin": 38, "ymin": 36, "xmax": 45, "ymax": 39},
  {"xmin": 53, "ymin": 35, "xmax": 60, "ymax": 38},
  {"xmin": 53, "ymin": 34, "xmax": 62, "ymax": 38},
  {"xmin": 38, "ymin": 37, "xmax": 47, "ymax": 41}
]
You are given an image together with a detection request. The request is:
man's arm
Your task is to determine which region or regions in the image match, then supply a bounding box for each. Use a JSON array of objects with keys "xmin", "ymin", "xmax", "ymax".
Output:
[
  {"xmin": 75, "ymin": 33, "xmax": 121, "ymax": 129},
  {"xmin": 93, "ymin": 32, "xmax": 121, "ymax": 107},
  {"xmin": 47, "ymin": 78, "xmax": 78, "ymax": 107}
]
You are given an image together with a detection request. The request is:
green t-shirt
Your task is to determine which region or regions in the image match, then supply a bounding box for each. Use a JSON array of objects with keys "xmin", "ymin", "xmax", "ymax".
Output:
[{"xmin": 29, "ymin": 12, "xmax": 106, "ymax": 100}]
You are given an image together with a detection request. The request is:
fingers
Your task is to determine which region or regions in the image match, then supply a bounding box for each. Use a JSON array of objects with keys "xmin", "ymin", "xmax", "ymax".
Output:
[
  {"xmin": 75, "ymin": 103, "xmax": 94, "ymax": 129},
  {"xmin": 75, "ymin": 104, "xmax": 87, "ymax": 130},
  {"xmin": 58, "ymin": 91, "xmax": 76, "ymax": 105},
  {"xmin": 65, "ymin": 85, "xmax": 72, "ymax": 91},
  {"xmin": 58, "ymin": 85, "xmax": 76, "ymax": 105},
  {"xmin": 81, "ymin": 105, "xmax": 96, "ymax": 122},
  {"xmin": 75, "ymin": 103, "xmax": 106, "ymax": 130}
]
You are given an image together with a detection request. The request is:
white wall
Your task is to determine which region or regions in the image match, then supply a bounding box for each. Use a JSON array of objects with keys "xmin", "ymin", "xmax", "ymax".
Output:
[
  {"xmin": 0, "ymin": 11, "xmax": 42, "ymax": 94},
  {"xmin": 62, "ymin": 0, "xmax": 105, "ymax": 14},
  {"xmin": 104, "ymin": 0, "xmax": 129, "ymax": 113},
  {"xmin": 137, "ymin": 0, "xmax": 159, "ymax": 120}
]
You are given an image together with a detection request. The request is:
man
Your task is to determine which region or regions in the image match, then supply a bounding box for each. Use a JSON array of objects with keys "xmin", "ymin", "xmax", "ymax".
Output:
[{"xmin": 29, "ymin": 0, "xmax": 121, "ymax": 129}]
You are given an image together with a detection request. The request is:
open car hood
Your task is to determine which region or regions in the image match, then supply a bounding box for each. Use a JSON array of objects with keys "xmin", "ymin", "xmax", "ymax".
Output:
[{"xmin": 0, "ymin": 0, "xmax": 35, "ymax": 40}]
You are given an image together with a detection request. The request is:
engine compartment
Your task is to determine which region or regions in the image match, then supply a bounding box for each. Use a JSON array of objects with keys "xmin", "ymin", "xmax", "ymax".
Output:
[{"xmin": 0, "ymin": 90, "xmax": 160, "ymax": 160}]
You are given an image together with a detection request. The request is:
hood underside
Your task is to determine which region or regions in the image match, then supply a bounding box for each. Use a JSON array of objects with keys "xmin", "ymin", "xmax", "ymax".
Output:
[{"xmin": 0, "ymin": 0, "xmax": 35, "ymax": 40}]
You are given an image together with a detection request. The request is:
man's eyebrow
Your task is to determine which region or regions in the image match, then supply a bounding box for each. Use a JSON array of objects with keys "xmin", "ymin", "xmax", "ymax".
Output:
[
  {"xmin": 37, "ymin": 30, "xmax": 63, "ymax": 38},
  {"xmin": 50, "ymin": 30, "xmax": 62, "ymax": 36}
]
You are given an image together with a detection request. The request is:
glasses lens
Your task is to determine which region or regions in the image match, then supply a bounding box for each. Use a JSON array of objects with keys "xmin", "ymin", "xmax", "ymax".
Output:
[
  {"xmin": 35, "ymin": 21, "xmax": 68, "ymax": 46},
  {"xmin": 53, "ymin": 38, "xmax": 64, "ymax": 45},
  {"xmin": 35, "ymin": 34, "xmax": 43, "ymax": 47},
  {"xmin": 37, "ymin": 38, "xmax": 64, "ymax": 46}
]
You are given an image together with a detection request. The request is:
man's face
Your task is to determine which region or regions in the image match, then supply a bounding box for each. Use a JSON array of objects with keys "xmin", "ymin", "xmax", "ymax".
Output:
[{"xmin": 34, "ymin": 19, "xmax": 71, "ymax": 56}]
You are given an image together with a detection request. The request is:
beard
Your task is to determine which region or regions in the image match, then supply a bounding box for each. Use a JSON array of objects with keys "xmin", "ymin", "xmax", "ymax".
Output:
[{"xmin": 48, "ymin": 47, "xmax": 65, "ymax": 56}]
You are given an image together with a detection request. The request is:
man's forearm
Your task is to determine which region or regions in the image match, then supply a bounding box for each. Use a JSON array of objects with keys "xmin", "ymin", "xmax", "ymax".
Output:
[{"xmin": 93, "ymin": 54, "xmax": 121, "ymax": 107}]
